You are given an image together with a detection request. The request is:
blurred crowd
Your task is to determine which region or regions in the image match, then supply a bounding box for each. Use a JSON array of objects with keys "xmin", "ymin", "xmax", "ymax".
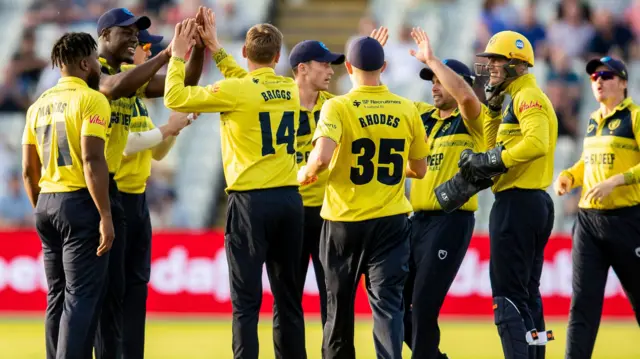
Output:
[{"xmin": 1, "ymin": 0, "xmax": 639, "ymax": 232}]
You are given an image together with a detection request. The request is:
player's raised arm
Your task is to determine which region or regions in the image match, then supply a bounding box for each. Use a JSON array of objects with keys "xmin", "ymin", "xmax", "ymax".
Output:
[
  {"xmin": 197, "ymin": 8, "xmax": 248, "ymax": 79},
  {"xmin": 142, "ymin": 9, "xmax": 208, "ymax": 98},
  {"xmin": 410, "ymin": 27, "xmax": 482, "ymax": 124},
  {"xmin": 164, "ymin": 18, "xmax": 237, "ymax": 113}
]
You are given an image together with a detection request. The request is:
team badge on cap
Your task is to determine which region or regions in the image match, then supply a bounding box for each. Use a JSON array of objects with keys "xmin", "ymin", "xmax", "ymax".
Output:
[{"xmin": 515, "ymin": 39, "xmax": 524, "ymax": 49}]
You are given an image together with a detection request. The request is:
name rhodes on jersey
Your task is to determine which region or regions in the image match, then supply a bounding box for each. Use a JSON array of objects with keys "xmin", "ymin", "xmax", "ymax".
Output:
[{"xmin": 358, "ymin": 113, "xmax": 401, "ymax": 128}]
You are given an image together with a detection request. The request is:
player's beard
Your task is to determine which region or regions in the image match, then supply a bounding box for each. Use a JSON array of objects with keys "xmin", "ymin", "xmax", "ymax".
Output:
[{"xmin": 87, "ymin": 70, "xmax": 101, "ymax": 91}]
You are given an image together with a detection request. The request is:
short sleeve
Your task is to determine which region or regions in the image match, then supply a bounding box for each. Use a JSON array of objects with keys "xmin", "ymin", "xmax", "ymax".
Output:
[
  {"xmin": 414, "ymin": 101, "xmax": 435, "ymax": 115},
  {"xmin": 313, "ymin": 98, "xmax": 343, "ymax": 145},
  {"xmin": 81, "ymin": 92, "xmax": 111, "ymax": 141},
  {"xmin": 22, "ymin": 106, "xmax": 37, "ymax": 145},
  {"xmin": 409, "ymin": 106, "xmax": 429, "ymax": 160}
]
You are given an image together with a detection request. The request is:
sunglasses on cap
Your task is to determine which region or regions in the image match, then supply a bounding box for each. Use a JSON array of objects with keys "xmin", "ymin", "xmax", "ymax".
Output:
[{"xmin": 590, "ymin": 71, "xmax": 617, "ymax": 82}]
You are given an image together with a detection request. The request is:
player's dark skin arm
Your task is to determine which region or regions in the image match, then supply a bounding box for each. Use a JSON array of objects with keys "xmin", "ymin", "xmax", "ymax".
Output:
[
  {"xmin": 82, "ymin": 136, "xmax": 111, "ymax": 219},
  {"xmin": 144, "ymin": 46, "xmax": 206, "ymax": 98},
  {"xmin": 99, "ymin": 50, "xmax": 171, "ymax": 100},
  {"xmin": 21, "ymin": 144, "xmax": 41, "ymax": 208}
]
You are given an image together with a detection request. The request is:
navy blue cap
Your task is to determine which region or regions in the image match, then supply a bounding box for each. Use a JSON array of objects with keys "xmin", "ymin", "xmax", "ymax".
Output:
[
  {"xmin": 346, "ymin": 36, "xmax": 385, "ymax": 71},
  {"xmin": 97, "ymin": 8, "xmax": 151, "ymax": 36},
  {"xmin": 420, "ymin": 59, "xmax": 475, "ymax": 86},
  {"xmin": 586, "ymin": 56, "xmax": 628, "ymax": 80},
  {"xmin": 289, "ymin": 40, "xmax": 345, "ymax": 69},
  {"xmin": 138, "ymin": 30, "xmax": 163, "ymax": 45}
]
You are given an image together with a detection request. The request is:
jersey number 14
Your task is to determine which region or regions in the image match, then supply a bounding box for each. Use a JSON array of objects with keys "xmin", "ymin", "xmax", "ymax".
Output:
[{"xmin": 259, "ymin": 111, "xmax": 295, "ymax": 156}]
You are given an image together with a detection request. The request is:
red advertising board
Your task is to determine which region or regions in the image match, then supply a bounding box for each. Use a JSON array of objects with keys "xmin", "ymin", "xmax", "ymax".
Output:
[{"xmin": 0, "ymin": 230, "xmax": 633, "ymax": 317}]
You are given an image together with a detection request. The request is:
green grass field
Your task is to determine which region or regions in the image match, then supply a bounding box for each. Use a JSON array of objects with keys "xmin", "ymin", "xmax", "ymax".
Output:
[{"xmin": 0, "ymin": 318, "xmax": 637, "ymax": 358}]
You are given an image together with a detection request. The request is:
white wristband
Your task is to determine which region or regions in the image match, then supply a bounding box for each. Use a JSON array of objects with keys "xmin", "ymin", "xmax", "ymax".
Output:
[{"xmin": 123, "ymin": 128, "xmax": 163, "ymax": 156}]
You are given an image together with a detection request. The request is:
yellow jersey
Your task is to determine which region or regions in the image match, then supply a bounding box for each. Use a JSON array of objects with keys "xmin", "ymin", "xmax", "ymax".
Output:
[
  {"xmin": 100, "ymin": 57, "xmax": 148, "ymax": 174},
  {"xmin": 213, "ymin": 49, "xmax": 333, "ymax": 206},
  {"xmin": 562, "ymin": 98, "xmax": 640, "ymax": 210},
  {"xmin": 312, "ymin": 85, "xmax": 430, "ymax": 222},
  {"xmin": 484, "ymin": 74, "xmax": 557, "ymax": 193},
  {"xmin": 114, "ymin": 97, "xmax": 155, "ymax": 194},
  {"xmin": 164, "ymin": 56, "xmax": 301, "ymax": 192},
  {"xmin": 22, "ymin": 76, "xmax": 111, "ymax": 193},
  {"xmin": 410, "ymin": 102, "xmax": 486, "ymax": 212}
]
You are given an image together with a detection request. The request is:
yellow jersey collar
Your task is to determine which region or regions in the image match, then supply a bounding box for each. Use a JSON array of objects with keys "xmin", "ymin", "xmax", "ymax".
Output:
[
  {"xmin": 248, "ymin": 67, "xmax": 276, "ymax": 77},
  {"xmin": 432, "ymin": 107, "xmax": 460, "ymax": 121},
  {"xmin": 303, "ymin": 91, "xmax": 329, "ymax": 112},
  {"xmin": 99, "ymin": 57, "xmax": 118, "ymax": 74},
  {"xmin": 351, "ymin": 84, "xmax": 389, "ymax": 93},
  {"xmin": 592, "ymin": 97, "xmax": 634, "ymax": 121},
  {"xmin": 57, "ymin": 76, "xmax": 89, "ymax": 87},
  {"xmin": 505, "ymin": 73, "xmax": 537, "ymax": 96}
]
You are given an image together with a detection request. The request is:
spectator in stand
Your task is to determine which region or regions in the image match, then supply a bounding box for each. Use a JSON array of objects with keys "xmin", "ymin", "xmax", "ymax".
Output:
[
  {"xmin": 480, "ymin": 0, "xmax": 517, "ymax": 36},
  {"xmin": 546, "ymin": 47, "xmax": 581, "ymax": 143},
  {"xmin": 515, "ymin": 2, "xmax": 547, "ymax": 55},
  {"xmin": 144, "ymin": 0, "xmax": 174, "ymax": 16},
  {"xmin": 0, "ymin": 28, "xmax": 47, "ymax": 112},
  {"xmin": 586, "ymin": 8, "xmax": 637, "ymax": 62},
  {"xmin": 547, "ymin": 0, "xmax": 594, "ymax": 58},
  {"xmin": 150, "ymin": 189, "xmax": 189, "ymax": 229},
  {"xmin": 625, "ymin": 0, "xmax": 640, "ymax": 39},
  {"xmin": 0, "ymin": 172, "xmax": 34, "ymax": 228},
  {"xmin": 0, "ymin": 61, "xmax": 32, "ymax": 112}
]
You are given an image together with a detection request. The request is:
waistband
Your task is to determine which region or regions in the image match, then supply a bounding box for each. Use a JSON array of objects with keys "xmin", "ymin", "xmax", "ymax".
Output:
[
  {"xmin": 227, "ymin": 185, "xmax": 298, "ymax": 195},
  {"xmin": 494, "ymin": 188, "xmax": 546, "ymax": 198},
  {"xmin": 579, "ymin": 204, "xmax": 640, "ymax": 216},
  {"xmin": 413, "ymin": 209, "xmax": 474, "ymax": 218}
]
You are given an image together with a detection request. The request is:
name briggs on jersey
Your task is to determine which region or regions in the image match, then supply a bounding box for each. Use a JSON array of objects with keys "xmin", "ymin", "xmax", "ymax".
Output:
[{"xmin": 261, "ymin": 89, "xmax": 292, "ymax": 102}]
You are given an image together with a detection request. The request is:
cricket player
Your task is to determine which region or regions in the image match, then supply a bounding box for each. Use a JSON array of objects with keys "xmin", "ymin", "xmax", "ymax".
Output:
[
  {"xmin": 554, "ymin": 56, "xmax": 640, "ymax": 358},
  {"xmin": 201, "ymin": 9, "xmax": 346, "ymax": 328},
  {"xmin": 94, "ymin": 8, "xmax": 204, "ymax": 358},
  {"xmin": 441, "ymin": 31, "xmax": 557, "ymax": 359},
  {"xmin": 21, "ymin": 32, "xmax": 113, "ymax": 359},
  {"xmin": 298, "ymin": 36, "xmax": 429, "ymax": 358},
  {"xmin": 115, "ymin": 29, "xmax": 196, "ymax": 359},
  {"xmin": 401, "ymin": 27, "xmax": 490, "ymax": 359},
  {"xmin": 164, "ymin": 14, "xmax": 307, "ymax": 359}
]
